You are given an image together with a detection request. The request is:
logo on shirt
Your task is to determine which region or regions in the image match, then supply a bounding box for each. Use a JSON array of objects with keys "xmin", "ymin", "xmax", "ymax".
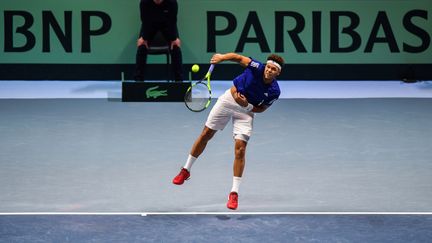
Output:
[
  {"xmin": 250, "ymin": 61, "xmax": 259, "ymax": 69},
  {"xmin": 264, "ymin": 92, "xmax": 268, "ymax": 97}
]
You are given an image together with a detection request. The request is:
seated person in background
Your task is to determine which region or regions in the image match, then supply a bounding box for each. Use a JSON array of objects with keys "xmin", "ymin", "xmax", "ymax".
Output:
[{"xmin": 134, "ymin": 0, "xmax": 183, "ymax": 82}]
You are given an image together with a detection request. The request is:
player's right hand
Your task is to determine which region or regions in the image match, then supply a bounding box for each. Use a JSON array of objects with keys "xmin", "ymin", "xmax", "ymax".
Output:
[{"xmin": 210, "ymin": 53, "xmax": 223, "ymax": 64}]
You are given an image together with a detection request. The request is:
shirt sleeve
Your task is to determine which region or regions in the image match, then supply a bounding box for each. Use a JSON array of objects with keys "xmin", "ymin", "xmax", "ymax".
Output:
[
  {"xmin": 247, "ymin": 58, "xmax": 264, "ymax": 78},
  {"xmin": 233, "ymin": 58, "xmax": 262, "ymax": 95}
]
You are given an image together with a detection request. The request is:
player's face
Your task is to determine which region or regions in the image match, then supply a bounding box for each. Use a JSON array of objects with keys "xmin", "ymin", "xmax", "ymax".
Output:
[
  {"xmin": 264, "ymin": 63, "xmax": 281, "ymax": 81},
  {"xmin": 153, "ymin": 0, "xmax": 164, "ymax": 5}
]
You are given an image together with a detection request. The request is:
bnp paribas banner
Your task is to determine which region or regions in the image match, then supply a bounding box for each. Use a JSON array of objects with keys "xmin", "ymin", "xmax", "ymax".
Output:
[{"xmin": 1, "ymin": 0, "xmax": 431, "ymax": 64}]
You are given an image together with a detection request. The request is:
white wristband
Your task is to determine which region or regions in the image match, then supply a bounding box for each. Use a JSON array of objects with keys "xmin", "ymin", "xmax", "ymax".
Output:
[{"xmin": 245, "ymin": 103, "xmax": 254, "ymax": 112}]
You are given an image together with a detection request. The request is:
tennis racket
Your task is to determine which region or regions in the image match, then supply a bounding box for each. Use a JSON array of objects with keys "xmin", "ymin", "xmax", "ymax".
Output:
[{"xmin": 184, "ymin": 64, "xmax": 215, "ymax": 112}]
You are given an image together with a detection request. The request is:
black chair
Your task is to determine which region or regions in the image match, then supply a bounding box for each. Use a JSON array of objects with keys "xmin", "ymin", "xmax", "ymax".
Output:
[{"xmin": 147, "ymin": 31, "xmax": 171, "ymax": 81}]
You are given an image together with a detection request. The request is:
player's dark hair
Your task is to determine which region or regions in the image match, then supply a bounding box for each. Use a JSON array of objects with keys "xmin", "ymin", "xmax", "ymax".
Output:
[{"xmin": 267, "ymin": 54, "xmax": 285, "ymax": 68}]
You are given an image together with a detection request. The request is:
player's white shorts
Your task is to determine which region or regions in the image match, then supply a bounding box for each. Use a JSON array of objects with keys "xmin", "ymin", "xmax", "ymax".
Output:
[{"xmin": 205, "ymin": 89, "xmax": 254, "ymax": 142}]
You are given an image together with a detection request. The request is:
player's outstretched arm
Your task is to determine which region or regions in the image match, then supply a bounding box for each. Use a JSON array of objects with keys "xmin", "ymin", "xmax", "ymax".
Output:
[{"xmin": 211, "ymin": 53, "xmax": 251, "ymax": 67}]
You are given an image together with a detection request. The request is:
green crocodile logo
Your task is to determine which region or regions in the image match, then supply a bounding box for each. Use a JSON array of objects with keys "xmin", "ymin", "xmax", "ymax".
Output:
[{"xmin": 146, "ymin": 86, "xmax": 168, "ymax": 99}]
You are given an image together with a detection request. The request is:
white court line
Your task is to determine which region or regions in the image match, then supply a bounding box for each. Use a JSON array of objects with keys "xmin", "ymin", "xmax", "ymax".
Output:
[
  {"xmin": 140, "ymin": 212, "xmax": 432, "ymax": 216},
  {"xmin": 1, "ymin": 212, "xmax": 431, "ymax": 216},
  {"xmin": 0, "ymin": 212, "xmax": 139, "ymax": 216}
]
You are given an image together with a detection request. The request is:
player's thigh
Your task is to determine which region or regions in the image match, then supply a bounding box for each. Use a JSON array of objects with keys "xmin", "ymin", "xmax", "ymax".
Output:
[
  {"xmin": 232, "ymin": 111, "xmax": 254, "ymax": 138},
  {"xmin": 205, "ymin": 100, "xmax": 231, "ymax": 131}
]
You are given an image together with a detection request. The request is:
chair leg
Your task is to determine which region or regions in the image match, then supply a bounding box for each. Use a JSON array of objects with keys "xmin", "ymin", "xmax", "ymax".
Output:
[{"xmin": 166, "ymin": 53, "xmax": 171, "ymax": 81}]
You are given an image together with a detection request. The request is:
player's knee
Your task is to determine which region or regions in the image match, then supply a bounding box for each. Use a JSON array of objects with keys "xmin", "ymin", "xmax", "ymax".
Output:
[
  {"xmin": 235, "ymin": 148, "xmax": 245, "ymax": 160},
  {"xmin": 234, "ymin": 134, "xmax": 249, "ymax": 142},
  {"xmin": 235, "ymin": 144, "xmax": 246, "ymax": 159},
  {"xmin": 201, "ymin": 128, "xmax": 215, "ymax": 141},
  {"xmin": 200, "ymin": 134, "xmax": 212, "ymax": 142}
]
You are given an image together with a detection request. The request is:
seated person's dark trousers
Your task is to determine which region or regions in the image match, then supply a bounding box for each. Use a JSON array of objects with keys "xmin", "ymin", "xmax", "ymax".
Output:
[{"xmin": 134, "ymin": 45, "xmax": 183, "ymax": 81}]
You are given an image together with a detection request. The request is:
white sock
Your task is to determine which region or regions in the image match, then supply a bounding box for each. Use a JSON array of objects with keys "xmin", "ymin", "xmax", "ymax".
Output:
[
  {"xmin": 231, "ymin": 176, "xmax": 242, "ymax": 193},
  {"xmin": 183, "ymin": 154, "xmax": 197, "ymax": 171}
]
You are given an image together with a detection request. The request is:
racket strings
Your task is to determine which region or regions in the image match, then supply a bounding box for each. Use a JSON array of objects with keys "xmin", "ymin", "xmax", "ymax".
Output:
[{"xmin": 185, "ymin": 82, "xmax": 211, "ymax": 112}]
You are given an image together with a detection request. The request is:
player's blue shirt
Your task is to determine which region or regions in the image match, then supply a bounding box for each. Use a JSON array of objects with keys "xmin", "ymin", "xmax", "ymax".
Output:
[{"xmin": 233, "ymin": 58, "xmax": 281, "ymax": 107}]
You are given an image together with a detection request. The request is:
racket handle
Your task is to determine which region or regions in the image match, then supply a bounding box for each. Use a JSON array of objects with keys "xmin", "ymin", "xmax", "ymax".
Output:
[{"xmin": 208, "ymin": 64, "xmax": 215, "ymax": 74}]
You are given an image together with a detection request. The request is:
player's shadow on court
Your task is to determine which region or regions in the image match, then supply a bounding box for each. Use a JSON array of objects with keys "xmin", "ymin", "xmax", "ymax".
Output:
[{"xmin": 215, "ymin": 215, "xmax": 252, "ymax": 221}]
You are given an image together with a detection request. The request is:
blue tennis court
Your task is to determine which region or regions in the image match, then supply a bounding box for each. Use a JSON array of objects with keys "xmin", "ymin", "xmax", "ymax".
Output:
[
  {"xmin": 1, "ymin": 214, "xmax": 432, "ymax": 242},
  {"xmin": 0, "ymin": 80, "xmax": 431, "ymax": 242}
]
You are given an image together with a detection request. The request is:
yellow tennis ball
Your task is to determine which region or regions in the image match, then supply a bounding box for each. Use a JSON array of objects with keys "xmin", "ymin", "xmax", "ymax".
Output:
[{"xmin": 191, "ymin": 64, "xmax": 200, "ymax": 73}]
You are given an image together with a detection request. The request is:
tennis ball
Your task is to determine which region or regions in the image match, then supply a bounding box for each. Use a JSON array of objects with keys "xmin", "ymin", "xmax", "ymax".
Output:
[{"xmin": 191, "ymin": 64, "xmax": 200, "ymax": 73}]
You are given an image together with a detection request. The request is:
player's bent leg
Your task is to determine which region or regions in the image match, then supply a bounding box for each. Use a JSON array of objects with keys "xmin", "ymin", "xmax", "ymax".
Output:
[
  {"xmin": 233, "ymin": 138, "xmax": 247, "ymax": 177},
  {"xmin": 190, "ymin": 126, "xmax": 217, "ymax": 158},
  {"xmin": 227, "ymin": 139, "xmax": 247, "ymax": 210},
  {"xmin": 173, "ymin": 126, "xmax": 216, "ymax": 185}
]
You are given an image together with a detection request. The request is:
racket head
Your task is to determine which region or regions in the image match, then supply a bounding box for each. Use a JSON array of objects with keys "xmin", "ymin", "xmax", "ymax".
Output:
[
  {"xmin": 184, "ymin": 81, "xmax": 211, "ymax": 112},
  {"xmin": 184, "ymin": 64, "xmax": 215, "ymax": 112}
]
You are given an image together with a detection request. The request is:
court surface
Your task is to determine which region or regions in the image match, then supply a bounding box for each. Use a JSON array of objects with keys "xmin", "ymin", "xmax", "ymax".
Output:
[{"xmin": 0, "ymin": 80, "xmax": 431, "ymax": 242}]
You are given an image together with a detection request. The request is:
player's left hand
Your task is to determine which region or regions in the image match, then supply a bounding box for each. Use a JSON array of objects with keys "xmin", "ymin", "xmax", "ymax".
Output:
[{"xmin": 235, "ymin": 92, "xmax": 249, "ymax": 107}]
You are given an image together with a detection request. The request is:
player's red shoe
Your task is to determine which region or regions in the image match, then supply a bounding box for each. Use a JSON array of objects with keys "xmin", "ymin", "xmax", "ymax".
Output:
[
  {"xmin": 172, "ymin": 168, "xmax": 190, "ymax": 185},
  {"xmin": 227, "ymin": 192, "xmax": 238, "ymax": 210}
]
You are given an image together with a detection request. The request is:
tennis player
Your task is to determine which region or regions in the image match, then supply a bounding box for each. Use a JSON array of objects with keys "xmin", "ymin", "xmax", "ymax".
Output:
[{"xmin": 173, "ymin": 52, "xmax": 284, "ymax": 210}]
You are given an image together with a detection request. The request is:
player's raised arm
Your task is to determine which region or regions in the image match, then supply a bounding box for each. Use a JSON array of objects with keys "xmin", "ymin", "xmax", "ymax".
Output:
[{"xmin": 211, "ymin": 53, "xmax": 251, "ymax": 67}]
